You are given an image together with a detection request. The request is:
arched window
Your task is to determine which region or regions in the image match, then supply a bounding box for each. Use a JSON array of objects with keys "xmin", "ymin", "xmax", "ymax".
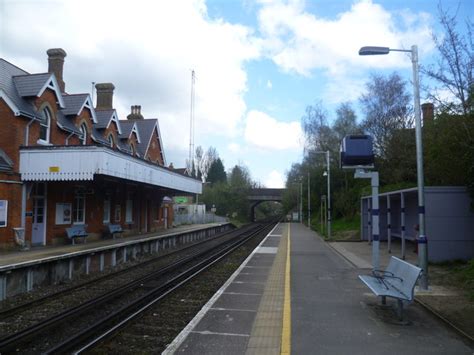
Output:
[
  {"xmin": 80, "ymin": 122, "xmax": 88, "ymax": 145},
  {"xmin": 107, "ymin": 134, "xmax": 114, "ymax": 148},
  {"xmin": 39, "ymin": 107, "xmax": 51, "ymax": 143}
]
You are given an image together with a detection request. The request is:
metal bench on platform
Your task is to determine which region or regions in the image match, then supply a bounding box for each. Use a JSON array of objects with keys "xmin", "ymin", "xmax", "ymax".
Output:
[
  {"xmin": 359, "ymin": 256, "xmax": 422, "ymax": 320},
  {"xmin": 66, "ymin": 224, "xmax": 88, "ymax": 245},
  {"xmin": 107, "ymin": 224, "xmax": 123, "ymax": 239}
]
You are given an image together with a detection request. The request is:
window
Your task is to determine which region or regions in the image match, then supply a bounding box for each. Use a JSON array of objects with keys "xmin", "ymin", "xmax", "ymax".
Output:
[
  {"xmin": 39, "ymin": 107, "xmax": 51, "ymax": 143},
  {"xmin": 103, "ymin": 196, "xmax": 111, "ymax": 223},
  {"xmin": 80, "ymin": 122, "xmax": 88, "ymax": 145},
  {"xmin": 108, "ymin": 134, "xmax": 114, "ymax": 148},
  {"xmin": 73, "ymin": 194, "xmax": 85, "ymax": 224},
  {"xmin": 125, "ymin": 192, "xmax": 133, "ymax": 223},
  {"xmin": 0, "ymin": 200, "xmax": 8, "ymax": 227}
]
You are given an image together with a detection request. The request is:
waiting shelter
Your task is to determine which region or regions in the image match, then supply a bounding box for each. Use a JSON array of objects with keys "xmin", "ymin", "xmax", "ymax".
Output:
[{"xmin": 361, "ymin": 186, "xmax": 474, "ymax": 262}]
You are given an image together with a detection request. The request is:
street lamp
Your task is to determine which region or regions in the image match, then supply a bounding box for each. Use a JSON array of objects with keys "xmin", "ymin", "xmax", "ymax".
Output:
[
  {"xmin": 359, "ymin": 45, "xmax": 428, "ymax": 289},
  {"xmin": 307, "ymin": 172, "xmax": 310, "ymax": 227},
  {"xmin": 314, "ymin": 151, "xmax": 331, "ymax": 238}
]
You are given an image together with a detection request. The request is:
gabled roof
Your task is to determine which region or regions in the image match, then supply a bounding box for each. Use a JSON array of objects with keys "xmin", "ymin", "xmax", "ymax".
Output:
[
  {"xmin": 56, "ymin": 110, "xmax": 82, "ymax": 135},
  {"xmin": 127, "ymin": 118, "xmax": 165, "ymax": 164},
  {"xmin": 13, "ymin": 73, "xmax": 65, "ymax": 108},
  {"xmin": 118, "ymin": 120, "xmax": 141, "ymax": 143},
  {"xmin": 0, "ymin": 59, "xmax": 37, "ymax": 118},
  {"xmin": 0, "ymin": 148, "xmax": 13, "ymax": 172},
  {"xmin": 62, "ymin": 94, "xmax": 98, "ymax": 123},
  {"xmin": 95, "ymin": 109, "xmax": 122, "ymax": 134},
  {"xmin": 91, "ymin": 125, "xmax": 110, "ymax": 146}
]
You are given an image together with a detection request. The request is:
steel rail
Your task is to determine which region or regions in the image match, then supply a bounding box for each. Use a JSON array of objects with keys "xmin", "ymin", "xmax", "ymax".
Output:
[
  {"xmin": 0, "ymin": 222, "xmax": 270, "ymax": 353},
  {"xmin": 51, "ymin": 221, "xmax": 276, "ymax": 354},
  {"xmin": 0, "ymin": 227, "xmax": 238, "ymax": 318}
]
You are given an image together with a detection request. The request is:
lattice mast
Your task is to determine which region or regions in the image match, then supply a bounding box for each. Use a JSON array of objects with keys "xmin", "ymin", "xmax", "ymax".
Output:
[{"xmin": 188, "ymin": 70, "xmax": 196, "ymax": 174}]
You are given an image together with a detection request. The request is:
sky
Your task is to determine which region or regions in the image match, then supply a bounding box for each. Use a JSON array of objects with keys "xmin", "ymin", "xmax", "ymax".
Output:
[{"xmin": 0, "ymin": 0, "xmax": 472, "ymax": 188}]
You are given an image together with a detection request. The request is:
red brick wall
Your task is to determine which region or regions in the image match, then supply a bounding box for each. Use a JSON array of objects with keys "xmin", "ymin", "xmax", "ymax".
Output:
[
  {"xmin": 0, "ymin": 87, "xmax": 177, "ymax": 248},
  {"xmin": 146, "ymin": 130, "xmax": 164, "ymax": 165}
]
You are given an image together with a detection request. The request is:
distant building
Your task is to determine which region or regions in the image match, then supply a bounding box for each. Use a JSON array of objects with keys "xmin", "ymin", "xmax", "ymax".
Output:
[{"xmin": 0, "ymin": 48, "xmax": 201, "ymax": 249}]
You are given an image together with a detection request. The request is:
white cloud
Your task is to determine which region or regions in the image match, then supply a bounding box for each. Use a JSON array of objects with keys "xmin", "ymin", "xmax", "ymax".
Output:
[
  {"xmin": 266, "ymin": 80, "xmax": 273, "ymax": 89},
  {"xmin": 265, "ymin": 170, "xmax": 285, "ymax": 188},
  {"xmin": 257, "ymin": 0, "xmax": 434, "ymax": 76},
  {"xmin": 228, "ymin": 142, "xmax": 241, "ymax": 153},
  {"xmin": 244, "ymin": 110, "xmax": 302, "ymax": 150},
  {"xmin": 1, "ymin": 0, "xmax": 261, "ymax": 156}
]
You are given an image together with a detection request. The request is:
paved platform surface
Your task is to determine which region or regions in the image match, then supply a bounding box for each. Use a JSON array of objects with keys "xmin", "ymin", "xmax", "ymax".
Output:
[
  {"xmin": 0, "ymin": 223, "xmax": 226, "ymax": 267},
  {"xmin": 164, "ymin": 222, "xmax": 473, "ymax": 354}
]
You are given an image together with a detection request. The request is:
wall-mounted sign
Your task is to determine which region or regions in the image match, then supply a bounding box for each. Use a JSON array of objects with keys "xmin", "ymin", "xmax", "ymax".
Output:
[
  {"xmin": 0, "ymin": 200, "xmax": 8, "ymax": 227},
  {"xmin": 174, "ymin": 196, "xmax": 188, "ymax": 204},
  {"xmin": 49, "ymin": 166, "xmax": 60, "ymax": 172},
  {"xmin": 55, "ymin": 203, "xmax": 72, "ymax": 224}
]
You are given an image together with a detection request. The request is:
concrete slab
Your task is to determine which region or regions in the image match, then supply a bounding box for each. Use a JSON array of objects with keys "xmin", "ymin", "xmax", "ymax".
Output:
[
  {"xmin": 213, "ymin": 293, "xmax": 262, "ymax": 311},
  {"xmin": 177, "ymin": 332, "xmax": 249, "ymax": 355},
  {"xmin": 225, "ymin": 282, "xmax": 266, "ymax": 294},
  {"xmin": 290, "ymin": 223, "xmax": 472, "ymax": 355},
  {"xmin": 255, "ymin": 246, "xmax": 278, "ymax": 254},
  {"xmin": 234, "ymin": 273, "xmax": 269, "ymax": 284},
  {"xmin": 194, "ymin": 309, "xmax": 256, "ymax": 334}
]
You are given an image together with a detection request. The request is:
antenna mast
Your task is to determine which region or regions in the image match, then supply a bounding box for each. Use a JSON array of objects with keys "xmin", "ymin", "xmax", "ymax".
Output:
[{"xmin": 188, "ymin": 70, "xmax": 195, "ymax": 173}]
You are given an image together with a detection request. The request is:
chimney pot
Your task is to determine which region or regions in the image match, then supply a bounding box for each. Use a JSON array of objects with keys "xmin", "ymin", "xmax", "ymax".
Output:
[
  {"xmin": 127, "ymin": 104, "xmax": 144, "ymax": 120},
  {"xmin": 421, "ymin": 103, "xmax": 434, "ymax": 124},
  {"xmin": 47, "ymin": 48, "xmax": 67, "ymax": 93},
  {"xmin": 95, "ymin": 83, "xmax": 115, "ymax": 110}
]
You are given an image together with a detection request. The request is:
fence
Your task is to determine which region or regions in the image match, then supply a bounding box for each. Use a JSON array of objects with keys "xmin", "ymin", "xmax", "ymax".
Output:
[{"xmin": 173, "ymin": 212, "xmax": 228, "ymax": 226}]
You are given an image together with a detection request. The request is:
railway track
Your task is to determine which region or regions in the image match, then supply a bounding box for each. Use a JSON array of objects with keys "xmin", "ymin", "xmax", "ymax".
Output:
[
  {"xmin": 0, "ymin": 221, "xmax": 277, "ymax": 353},
  {"xmin": 0, "ymin": 225, "xmax": 243, "ymax": 320}
]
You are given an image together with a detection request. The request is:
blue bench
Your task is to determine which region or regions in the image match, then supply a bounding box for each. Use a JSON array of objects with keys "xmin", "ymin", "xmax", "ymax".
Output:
[
  {"xmin": 107, "ymin": 224, "xmax": 123, "ymax": 239},
  {"xmin": 359, "ymin": 256, "xmax": 422, "ymax": 320},
  {"xmin": 66, "ymin": 224, "xmax": 88, "ymax": 245}
]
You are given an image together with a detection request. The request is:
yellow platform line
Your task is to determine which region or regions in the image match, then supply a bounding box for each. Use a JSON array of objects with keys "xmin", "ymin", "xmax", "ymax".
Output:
[{"xmin": 281, "ymin": 223, "xmax": 291, "ymax": 355}]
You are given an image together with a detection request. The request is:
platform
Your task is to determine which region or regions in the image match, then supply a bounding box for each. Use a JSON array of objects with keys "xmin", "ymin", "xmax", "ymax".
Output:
[
  {"xmin": 0, "ymin": 223, "xmax": 232, "ymax": 300},
  {"xmin": 164, "ymin": 223, "xmax": 473, "ymax": 354}
]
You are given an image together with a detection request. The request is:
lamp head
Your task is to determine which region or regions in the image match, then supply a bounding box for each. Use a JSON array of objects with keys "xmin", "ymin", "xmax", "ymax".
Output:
[{"xmin": 359, "ymin": 46, "xmax": 390, "ymax": 55}]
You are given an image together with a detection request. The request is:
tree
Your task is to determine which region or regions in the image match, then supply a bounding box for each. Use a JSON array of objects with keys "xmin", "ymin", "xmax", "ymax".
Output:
[
  {"xmin": 194, "ymin": 146, "xmax": 203, "ymax": 181},
  {"xmin": 201, "ymin": 146, "xmax": 218, "ymax": 182},
  {"xmin": 207, "ymin": 158, "xmax": 227, "ymax": 184},
  {"xmin": 301, "ymin": 101, "xmax": 336, "ymax": 153},
  {"xmin": 333, "ymin": 102, "xmax": 362, "ymax": 140},
  {"xmin": 422, "ymin": 4, "xmax": 473, "ymax": 115},
  {"xmin": 359, "ymin": 72, "xmax": 413, "ymax": 158}
]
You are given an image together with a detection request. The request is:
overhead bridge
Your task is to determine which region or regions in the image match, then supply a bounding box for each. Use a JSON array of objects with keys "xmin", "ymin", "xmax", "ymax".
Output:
[{"xmin": 247, "ymin": 188, "xmax": 285, "ymax": 221}]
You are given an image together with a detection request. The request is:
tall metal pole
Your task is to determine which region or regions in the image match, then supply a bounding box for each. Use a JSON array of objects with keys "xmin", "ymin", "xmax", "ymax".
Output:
[
  {"xmin": 299, "ymin": 182, "xmax": 303, "ymax": 223},
  {"xmin": 189, "ymin": 70, "xmax": 195, "ymax": 173},
  {"xmin": 327, "ymin": 151, "xmax": 331, "ymax": 238},
  {"xmin": 411, "ymin": 45, "xmax": 428, "ymax": 289},
  {"xmin": 307, "ymin": 172, "xmax": 310, "ymax": 227}
]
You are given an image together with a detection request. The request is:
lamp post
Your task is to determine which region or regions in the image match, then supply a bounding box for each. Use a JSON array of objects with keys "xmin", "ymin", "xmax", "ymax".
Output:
[
  {"xmin": 359, "ymin": 45, "xmax": 428, "ymax": 289},
  {"xmin": 315, "ymin": 151, "xmax": 331, "ymax": 238},
  {"xmin": 299, "ymin": 181, "xmax": 303, "ymax": 223},
  {"xmin": 307, "ymin": 172, "xmax": 311, "ymax": 227}
]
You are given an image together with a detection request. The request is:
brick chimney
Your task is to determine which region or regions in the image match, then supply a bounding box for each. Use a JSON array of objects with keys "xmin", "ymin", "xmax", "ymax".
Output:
[
  {"xmin": 421, "ymin": 103, "xmax": 434, "ymax": 124},
  {"xmin": 95, "ymin": 83, "xmax": 115, "ymax": 110},
  {"xmin": 127, "ymin": 105, "xmax": 144, "ymax": 120},
  {"xmin": 47, "ymin": 48, "xmax": 67, "ymax": 93}
]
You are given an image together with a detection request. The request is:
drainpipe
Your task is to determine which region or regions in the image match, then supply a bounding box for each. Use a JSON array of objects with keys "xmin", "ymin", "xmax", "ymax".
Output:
[
  {"xmin": 65, "ymin": 131, "xmax": 75, "ymax": 145},
  {"xmin": 24, "ymin": 117, "xmax": 36, "ymax": 146}
]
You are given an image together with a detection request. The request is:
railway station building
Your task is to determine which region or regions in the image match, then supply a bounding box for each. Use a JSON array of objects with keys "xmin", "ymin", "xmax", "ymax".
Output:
[{"xmin": 0, "ymin": 48, "xmax": 201, "ymax": 249}]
